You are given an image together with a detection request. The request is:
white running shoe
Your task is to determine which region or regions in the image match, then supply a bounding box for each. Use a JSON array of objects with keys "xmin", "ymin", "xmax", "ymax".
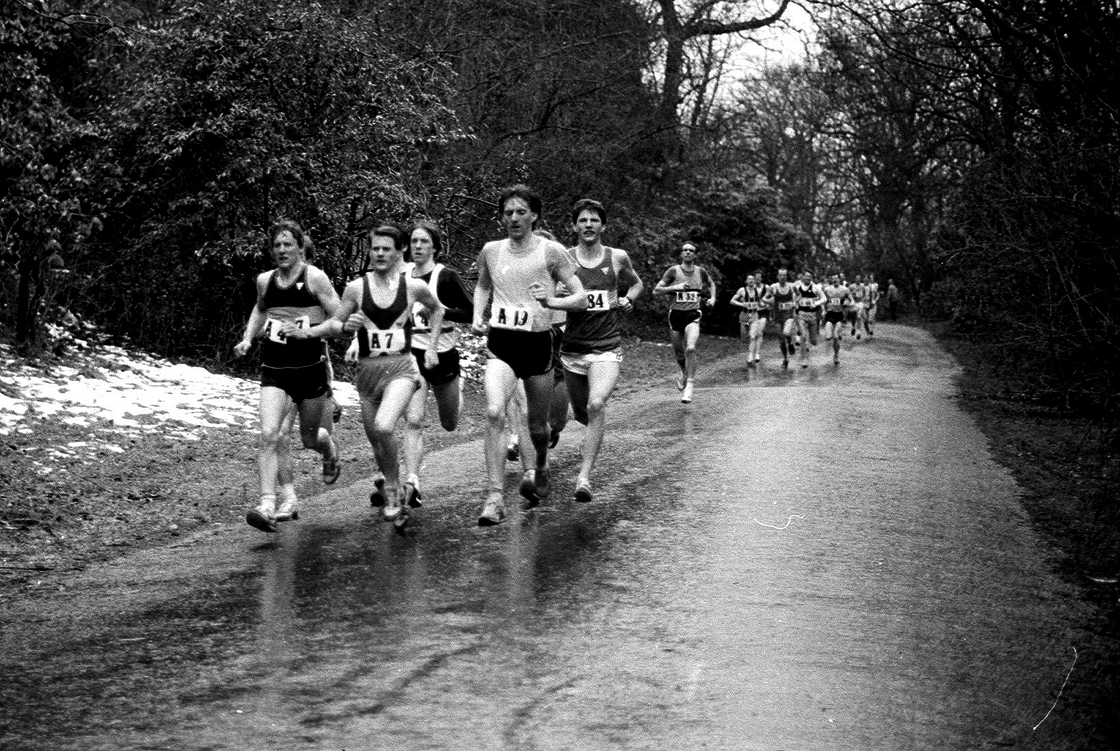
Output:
[{"xmin": 681, "ymin": 380, "xmax": 694, "ymax": 403}]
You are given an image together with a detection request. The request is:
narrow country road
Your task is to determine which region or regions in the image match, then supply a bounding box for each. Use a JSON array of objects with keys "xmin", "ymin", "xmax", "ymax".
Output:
[{"xmin": 0, "ymin": 324, "xmax": 1097, "ymax": 750}]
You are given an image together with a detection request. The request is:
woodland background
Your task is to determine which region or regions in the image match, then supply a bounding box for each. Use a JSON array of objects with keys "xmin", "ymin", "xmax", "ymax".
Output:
[{"xmin": 2, "ymin": 0, "xmax": 1119, "ymax": 416}]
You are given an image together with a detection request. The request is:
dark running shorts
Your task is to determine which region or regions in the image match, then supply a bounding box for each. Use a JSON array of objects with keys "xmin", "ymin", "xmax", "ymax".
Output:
[
  {"xmin": 412, "ymin": 347, "xmax": 461, "ymax": 387},
  {"xmin": 487, "ymin": 328, "xmax": 555, "ymax": 380},
  {"xmin": 668, "ymin": 309, "xmax": 703, "ymax": 333},
  {"xmin": 261, "ymin": 360, "xmax": 330, "ymax": 403}
]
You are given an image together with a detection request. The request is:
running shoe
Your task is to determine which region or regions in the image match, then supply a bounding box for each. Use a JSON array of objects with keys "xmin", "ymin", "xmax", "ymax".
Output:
[
  {"xmin": 478, "ymin": 497, "xmax": 506, "ymax": 526},
  {"xmin": 403, "ymin": 476, "xmax": 423, "ymax": 508},
  {"xmin": 681, "ymin": 380, "xmax": 694, "ymax": 403},
  {"xmin": 274, "ymin": 490, "xmax": 299, "ymax": 522},
  {"xmin": 392, "ymin": 507, "xmax": 410, "ymax": 534},
  {"xmin": 332, "ymin": 402, "xmax": 343, "ymax": 424},
  {"xmin": 549, "ymin": 429, "xmax": 561, "ymax": 448},
  {"xmin": 676, "ymin": 374, "xmax": 686, "ymax": 391},
  {"xmin": 574, "ymin": 479, "xmax": 592, "ymax": 504},
  {"xmin": 834, "ymin": 356, "xmax": 840, "ymax": 365},
  {"xmin": 519, "ymin": 469, "xmax": 544, "ymax": 507},
  {"xmin": 382, "ymin": 492, "xmax": 403, "ymax": 522},
  {"xmin": 246, "ymin": 497, "xmax": 277, "ymax": 533},
  {"xmin": 369, "ymin": 476, "xmax": 386, "ymax": 507},
  {"xmin": 322, "ymin": 451, "xmax": 341, "ymax": 485},
  {"xmin": 506, "ymin": 441, "xmax": 520, "ymax": 462},
  {"xmin": 801, "ymin": 362, "xmax": 809, "ymax": 369}
]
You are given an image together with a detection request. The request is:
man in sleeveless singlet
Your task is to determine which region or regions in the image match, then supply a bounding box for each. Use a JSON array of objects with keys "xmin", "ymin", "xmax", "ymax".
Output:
[
  {"xmin": 234, "ymin": 220, "xmax": 342, "ymax": 533},
  {"xmin": 653, "ymin": 242, "xmax": 716, "ymax": 403},
  {"xmin": 331, "ymin": 224, "xmax": 446, "ymax": 530},
  {"xmin": 730, "ymin": 274, "xmax": 767, "ymax": 366},
  {"xmin": 760, "ymin": 268, "xmax": 798, "ymax": 369},
  {"xmin": 865, "ymin": 273, "xmax": 880, "ymax": 336},
  {"xmin": 794, "ymin": 270, "xmax": 826, "ymax": 369},
  {"xmin": 397, "ymin": 222, "xmax": 474, "ymax": 509},
  {"xmin": 560, "ymin": 199, "xmax": 644, "ymax": 504},
  {"xmin": 849, "ymin": 274, "xmax": 867, "ymax": 338},
  {"xmin": 822, "ymin": 273, "xmax": 852, "ymax": 365},
  {"xmin": 472, "ymin": 185, "xmax": 587, "ymax": 526}
]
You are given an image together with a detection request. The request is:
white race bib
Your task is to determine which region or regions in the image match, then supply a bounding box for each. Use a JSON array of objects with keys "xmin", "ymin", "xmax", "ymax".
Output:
[
  {"xmin": 675, "ymin": 290, "xmax": 699, "ymax": 304},
  {"xmin": 586, "ymin": 290, "xmax": 609, "ymax": 311},
  {"xmin": 410, "ymin": 302, "xmax": 431, "ymax": 332},
  {"xmin": 264, "ymin": 315, "xmax": 309, "ymax": 344},
  {"xmin": 362, "ymin": 322, "xmax": 407, "ymax": 354},
  {"xmin": 489, "ymin": 304, "xmax": 533, "ymax": 331}
]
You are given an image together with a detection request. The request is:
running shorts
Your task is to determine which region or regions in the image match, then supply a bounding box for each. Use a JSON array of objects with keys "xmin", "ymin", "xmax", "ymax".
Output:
[
  {"xmin": 668, "ymin": 309, "xmax": 702, "ymax": 333},
  {"xmin": 261, "ymin": 361, "xmax": 330, "ymax": 403},
  {"xmin": 824, "ymin": 311, "xmax": 844, "ymax": 325},
  {"xmin": 412, "ymin": 347, "xmax": 460, "ymax": 387},
  {"xmin": 560, "ymin": 348, "xmax": 623, "ymax": 377},
  {"xmin": 487, "ymin": 328, "xmax": 555, "ymax": 380},
  {"xmin": 355, "ymin": 354, "xmax": 420, "ymax": 403}
]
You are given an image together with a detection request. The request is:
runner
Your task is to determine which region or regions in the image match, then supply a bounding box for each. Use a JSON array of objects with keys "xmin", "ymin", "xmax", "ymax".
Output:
[
  {"xmin": 865, "ymin": 273, "xmax": 880, "ymax": 336},
  {"xmin": 794, "ymin": 270, "xmax": 826, "ymax": 369},
  {"xmin": 887, "ymin": 278, "xmax": 900, "ymax": 320},
  {"xmin": 653, "ymin": 242, "xmax": 716, "ymax": 403},
  {"xmin": 729, "ymin": 273, "xmax": 766, "ymax": 366},
  {"xmin": 332, "ymin": 224, "xmax": 446, "ymax": 531},
  {"xmin": 234, "ymin": 220, "xmax": 342, "ymax": 533},
  {"xmin": 849, "ymin": 273, "xmax": 867, "ymax": 339},
  {"xmin": 472, "ymin": 185, "xmax": 587, "ymax": 525},
  {"xmin": 822, "ymin": 273, "xmax": 852, "ymax": 365},
  {"xmin": 760, "ymin": 268, "xmax": 797, "ymax": 369},
  {"xmin": 399, "ymin": 221, "xmax": 473, "ymax": 508},
  {"xmin": 560, "ymin": 198, "xmax": 644, "ymax": 503}
]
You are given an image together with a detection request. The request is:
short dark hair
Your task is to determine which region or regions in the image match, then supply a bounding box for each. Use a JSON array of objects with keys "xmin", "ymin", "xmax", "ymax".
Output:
[
  {"xmin": 497, "ymin": 184, "xmax": 542, "ymax": 227},
  {"xmin": 570, "ymin": 198, "xmax": 606, "ymax": 224},
  {"xmin": 409, "ymin": 221, "xmax": 444, "ymax": 258},
  {"xmin": 269, "ymin": 219, "xmax": 306, "ymax": 251},
  {"xmin": 369, "ymin": 224, "xmax": 406, "ymax": 251}
]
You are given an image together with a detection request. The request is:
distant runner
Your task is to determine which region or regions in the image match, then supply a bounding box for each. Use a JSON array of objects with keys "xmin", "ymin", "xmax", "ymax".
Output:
[
  {"xmin": 794, "ymin": 271, "xmax": 826, "ymax": 369},
  {"xmin": 822, "ymin": 273, "xmax": 852, "ymax": 365},
  {"xmin": 653, "ymin": 242, "xmax": 715, "ymax": 403},
  {"xmin": 729, "ymin": 273, "xmax": 767, "ymax": 366},
  {"xmin": 761, "ymin": 268, "xmax": 798, "ymax": 369}
]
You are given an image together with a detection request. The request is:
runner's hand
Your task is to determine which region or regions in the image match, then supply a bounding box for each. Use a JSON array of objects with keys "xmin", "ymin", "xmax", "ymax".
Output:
[
  {"xmin": 233, "ymin": 339, "xmax": 253, "ymax": 357},
  {"xmin": 344, "ymin": 336, "xmax": 359, "ymax": 363},
  {"xmin": 424, "ymin": 348, "xmax": 439, "ymax": 371}
]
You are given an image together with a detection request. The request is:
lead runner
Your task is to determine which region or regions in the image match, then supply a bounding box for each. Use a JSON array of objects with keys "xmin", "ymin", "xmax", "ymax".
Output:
[{"xmin": 472, "ymin": 185, "xmax": 587, "ymax": 525}]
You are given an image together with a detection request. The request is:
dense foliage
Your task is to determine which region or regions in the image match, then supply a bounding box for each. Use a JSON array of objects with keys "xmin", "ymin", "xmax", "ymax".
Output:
[{"xmin": 3, "ymin": 0, "xmax": 1119, "ymax": 412}]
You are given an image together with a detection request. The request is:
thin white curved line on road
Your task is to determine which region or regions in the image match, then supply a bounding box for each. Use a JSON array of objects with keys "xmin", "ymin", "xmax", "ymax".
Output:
[
  {"xmin": 1032, "ymin": 646, "xmax": 1078, "ymax": 731},
  {"xmin": 752, "ymin": 514, "xmax": 805, "ymax": 530}
]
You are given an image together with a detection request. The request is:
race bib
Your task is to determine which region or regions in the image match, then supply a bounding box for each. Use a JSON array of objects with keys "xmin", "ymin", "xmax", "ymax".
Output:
[
  {"xmin": 675, "ymin": 290, "xmax": 699, "ymax": 304},
  {"xmin": 778, "ymin": 301, "xmax": 795, "ymax": 311},
  {"xmin": 362, "ymin": 322, "xmax": 407, "ymax": 354},
  {"xmin": 586, "ymin": 290, "xmax": 609, "ymax": 311},
  {"xmin": 264, "ymin": 315, "xmax": 309, "ymax": 344},
  {"xmin": 410, "ymin": 302, "xmax": 431, "ymax": 332},
  {"xmin": 490, "ymin": 304, "xmax": 533, "ymax": 331}
]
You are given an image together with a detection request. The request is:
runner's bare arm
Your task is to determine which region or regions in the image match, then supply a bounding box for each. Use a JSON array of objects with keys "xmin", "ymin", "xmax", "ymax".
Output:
[
  {"xmin": 283, "ymin": 266, "xmax": 343, "ymax": 340},
  {"xmin": 233, "ymin": 273, "xmax": 270, "ymax": 356},
  {"xmin": 653, "ymin": 267, "xmax": 681, "ymax": 295},
  {"xmin": 472, "ymin": 250, "xmax": 494, "ymax": 334},
  {"xmin": 614, "ymin": 250, "xmax": 644, "ymax": 312}
]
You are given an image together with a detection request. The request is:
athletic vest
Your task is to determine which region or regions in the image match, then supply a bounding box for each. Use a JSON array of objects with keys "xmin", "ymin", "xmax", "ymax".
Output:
[
  {"xmin": 485, "ymin": 238, "xmax": 558, "ymax": 332},
  {"xmin": 772, "ymin": 283, "xmax": 796, "ymax": 314},
  {"xmin": 357, "ymin": 273, "xmax": 411, "ymax": 357},
  {"xmin": 405, "ymin": 262, "xmax": 459, "ymax": 353},
  {"xmin": 797, "ymin": 283, "xmax": 818, "ymax": 312},
  {"xmin": 260, "ymin": 266, "xmax": 326, "ymax": 369},
  {"xmin": 666, "ymin": 265, "xmax": 709, "ymax": 311},
  {"xmin": 563, "ymin": 246, "xmax": 621, "ymax": 355}
]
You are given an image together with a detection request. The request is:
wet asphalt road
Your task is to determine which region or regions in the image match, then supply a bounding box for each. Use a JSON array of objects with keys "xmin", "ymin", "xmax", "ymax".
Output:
[{"xmin": 0, "ymin": 324, "xmax": 1099, "ymax": 750}]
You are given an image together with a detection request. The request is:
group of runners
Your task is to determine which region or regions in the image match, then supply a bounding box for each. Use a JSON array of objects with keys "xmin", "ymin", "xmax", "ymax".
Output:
[
  {"xmin": 729, "ymin": 269, "xmax": 880, "ymax": 369},
  {"xmin": 233, "ymin": 185, "xmax": 885, "ymax": 535}
]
